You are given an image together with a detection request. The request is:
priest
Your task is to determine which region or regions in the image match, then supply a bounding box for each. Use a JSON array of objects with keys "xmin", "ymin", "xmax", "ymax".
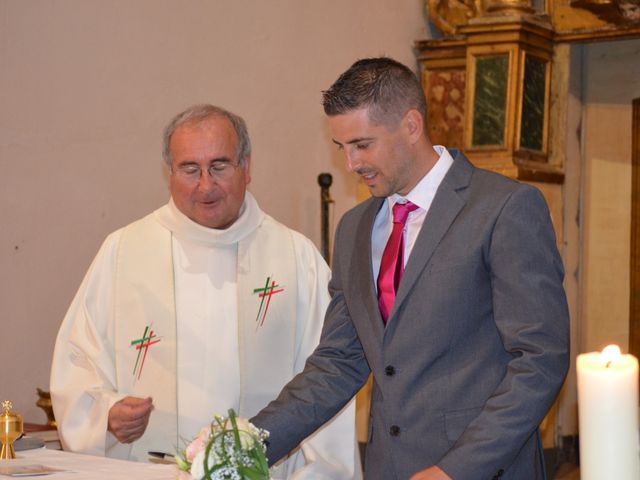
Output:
[{"xmin": 50, "ymin": 104, "xmax": 360, "ymax": 479}]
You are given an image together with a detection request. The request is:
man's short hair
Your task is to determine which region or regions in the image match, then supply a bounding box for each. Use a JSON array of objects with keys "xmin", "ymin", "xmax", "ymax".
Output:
[
  {"xmin": 162, "ymin": 104, "xmax": 251, "ymax": 167},
  {"xmin": 322, "ymin": 57, "xmax": 427, "ymax": 128}
]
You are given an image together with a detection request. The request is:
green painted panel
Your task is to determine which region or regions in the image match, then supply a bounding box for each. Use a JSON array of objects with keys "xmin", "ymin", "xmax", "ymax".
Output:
[
  {"xmin": 472, "ymin": 55, "xmax": 508, "ymax": 147},
  {"xmin": 520, "ymin": 55, "xmax": 547, "ymax": 151}
]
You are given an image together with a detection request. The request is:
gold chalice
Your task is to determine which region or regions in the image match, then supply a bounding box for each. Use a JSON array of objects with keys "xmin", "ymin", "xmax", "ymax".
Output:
[{"xmin": 1, "ymin": 400, "xmax": 23, "ymax": 460}]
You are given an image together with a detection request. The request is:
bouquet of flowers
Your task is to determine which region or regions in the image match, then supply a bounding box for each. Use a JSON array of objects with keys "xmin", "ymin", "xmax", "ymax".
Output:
[{"xmin": 177, "ymin": 409, "xmax": 270, "ymax": 480}]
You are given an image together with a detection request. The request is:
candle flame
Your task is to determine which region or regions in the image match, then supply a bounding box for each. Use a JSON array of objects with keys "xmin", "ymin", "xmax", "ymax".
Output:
[{"xmin": 601, "ymin": 344, "xmax": 622, "ymax": 368}]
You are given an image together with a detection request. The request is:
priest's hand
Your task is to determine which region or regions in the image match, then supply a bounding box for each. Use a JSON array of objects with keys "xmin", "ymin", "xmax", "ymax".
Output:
[
  {"xmin": 409, "ymin": 466, "xmax": 452, "ymax": 480},
  {"xmin": 108, "ymin": 396, "xmax": 154, "ymax": 444}
]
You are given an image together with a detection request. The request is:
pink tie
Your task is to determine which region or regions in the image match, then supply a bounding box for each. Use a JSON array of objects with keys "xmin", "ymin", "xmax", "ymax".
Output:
[{"xmin": 377, "ymin": 201, "xmax": 419, "ymax": 323}]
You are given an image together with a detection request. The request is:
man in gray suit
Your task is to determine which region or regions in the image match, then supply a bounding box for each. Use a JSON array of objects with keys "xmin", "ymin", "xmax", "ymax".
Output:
[{"xmin": 252, "ymin": 57, "xmax": 569, "ymax": 480}]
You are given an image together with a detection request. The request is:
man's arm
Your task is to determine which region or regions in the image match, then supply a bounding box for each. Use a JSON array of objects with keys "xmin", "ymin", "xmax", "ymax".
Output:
[
  {"xmin": 281, "ymin": 234, "xmax": 361, "ymax": 479},
  {"xmin": 436, "ymin": 185, "xmax": 570, "ymax": 479},
  {"xmin": 252, "ymin": 219, "xmax": 370, "ymax": 466}
]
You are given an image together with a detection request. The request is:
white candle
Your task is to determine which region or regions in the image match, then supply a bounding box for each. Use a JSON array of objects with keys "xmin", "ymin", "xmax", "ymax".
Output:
[{"xmin": 577, "ymin": 345, "xmax": 640, "ymax": 480}]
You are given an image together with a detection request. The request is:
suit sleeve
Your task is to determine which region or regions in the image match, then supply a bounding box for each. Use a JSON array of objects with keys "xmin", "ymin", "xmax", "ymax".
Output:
[
  {"xmin": 282, "ymin": 233, "xmax": 362, "ymax": 479},
  {"xmin": 437, "ymin": 185, "xmax": 570, "ymax": 479},
  {"xmin": 251, "ymin": 217, "xmax": 371, "ymax": 466}
]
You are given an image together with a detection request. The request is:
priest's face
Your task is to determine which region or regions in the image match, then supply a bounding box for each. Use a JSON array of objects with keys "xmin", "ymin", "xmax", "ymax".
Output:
[{"xmin": 168, "ymin": 117, "xmax": 251, "ymax": 229}]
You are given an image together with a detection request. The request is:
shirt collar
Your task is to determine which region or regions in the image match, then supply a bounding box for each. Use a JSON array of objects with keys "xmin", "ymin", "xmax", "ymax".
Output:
[{"xmin": 388, "ymin": 145, "xmax": 454, "ymax": 210}]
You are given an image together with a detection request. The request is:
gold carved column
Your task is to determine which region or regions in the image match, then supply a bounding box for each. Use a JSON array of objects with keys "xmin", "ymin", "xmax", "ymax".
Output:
[
  {"xmin": 417, "ymin": 2, "xmax": 562, "ymax": 182},
  {"xmin": 460, "ymin": 19, "xmax": 559, "ymax": 181}
]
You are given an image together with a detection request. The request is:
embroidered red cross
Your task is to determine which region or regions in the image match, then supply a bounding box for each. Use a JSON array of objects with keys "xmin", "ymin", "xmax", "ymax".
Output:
[{"xmin": 253, "ymin": 276, "xmax": 284, "ymax": 327}]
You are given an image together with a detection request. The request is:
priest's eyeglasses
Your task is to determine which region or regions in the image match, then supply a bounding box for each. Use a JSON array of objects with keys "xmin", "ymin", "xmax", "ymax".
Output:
[{"xmin": 172, "ymin": 160, "xmax": 240, "ymax": 182}]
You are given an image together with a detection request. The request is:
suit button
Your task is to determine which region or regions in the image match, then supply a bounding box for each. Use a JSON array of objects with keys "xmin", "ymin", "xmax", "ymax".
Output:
[
  {"xmin": 385, "ymin": 365, "xmax": 395, "ymax": 376},
  {"xmin": 389, "ymin": 425, "xmax": 400, "ymax": 436}
]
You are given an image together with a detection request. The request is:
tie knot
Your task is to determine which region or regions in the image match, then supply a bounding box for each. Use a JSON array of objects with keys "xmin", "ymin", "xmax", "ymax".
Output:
[{"xmin": 392, "ymin": 201, "xmax": 418, "ymax": 225}]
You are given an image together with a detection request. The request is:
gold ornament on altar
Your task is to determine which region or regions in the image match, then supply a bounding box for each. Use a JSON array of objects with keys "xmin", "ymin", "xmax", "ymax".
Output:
[
  {"xmin": 36, "ymin": 388, "xmax": 56, "ymax": 427},
  {"xmin": 1, "ymin": 400, "xmax": 23, "ymax": 460},
  {"xmin": 426, "ymin": 0, "xmax": 640, "ymax": 40},
  {"xmin": 427, "ymin": 0, "xmax": 484, "ymax": 34}
]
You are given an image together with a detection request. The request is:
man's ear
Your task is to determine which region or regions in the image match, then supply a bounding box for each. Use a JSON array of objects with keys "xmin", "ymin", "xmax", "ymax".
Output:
[
  {"xmin": 403, "ymin": 109, "xmax": 425, "ymax": 144},
  {"xmin": 243, "ymin": 155, "xmax": 252, "ymax": 185}
]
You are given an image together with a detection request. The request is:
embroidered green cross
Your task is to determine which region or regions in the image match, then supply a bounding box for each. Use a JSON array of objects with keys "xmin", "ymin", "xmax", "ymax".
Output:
[
  {"xmin": 130, "ymin": 325, "xmax": 161, "ymax": 380},
  {"xmin": 253, "ymin": 276, "xmax": 284, "ymax": 327}
]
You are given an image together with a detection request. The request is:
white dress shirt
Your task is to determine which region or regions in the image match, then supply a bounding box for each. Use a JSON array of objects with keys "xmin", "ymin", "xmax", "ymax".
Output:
[{"xmin": 371, "ymin": 146, "xmax": 454, "ymax": 288}]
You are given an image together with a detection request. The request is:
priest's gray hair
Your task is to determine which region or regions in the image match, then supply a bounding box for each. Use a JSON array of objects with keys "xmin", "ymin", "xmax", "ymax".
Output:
[
  {"xmin": 162, "ymin": 104, "xmax": 251, "ymax": 167},
  {"xmin": 322, "ymin": 57, "xmax": 427, "ymax": 129}
]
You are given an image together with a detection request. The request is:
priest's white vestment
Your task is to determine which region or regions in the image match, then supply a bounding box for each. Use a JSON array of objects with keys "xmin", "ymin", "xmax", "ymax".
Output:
[{"xmin": 50, "ymin": 192, "xmax": 360, "ymax": 479}]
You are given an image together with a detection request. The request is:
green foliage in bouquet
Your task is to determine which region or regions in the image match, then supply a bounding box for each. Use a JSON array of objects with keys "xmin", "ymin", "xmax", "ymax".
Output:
[{"xmin": 177, "ymin": 409, "xmax": 270, "ymax": 480}]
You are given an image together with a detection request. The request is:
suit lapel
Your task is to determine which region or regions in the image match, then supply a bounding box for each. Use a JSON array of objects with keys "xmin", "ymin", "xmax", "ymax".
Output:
[
  {"xmin": 388, "ymin": 151, "xmax": 473, "ymax": 323},
  {"xmin": 353, "ymin": 197, "xmax": 386, "ymax": 343}
]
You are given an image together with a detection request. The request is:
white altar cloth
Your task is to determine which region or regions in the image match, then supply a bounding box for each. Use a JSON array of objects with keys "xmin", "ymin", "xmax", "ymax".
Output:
[{"xmin": 0, "ymin": 448, "xmax": 176, "ymax": 479}]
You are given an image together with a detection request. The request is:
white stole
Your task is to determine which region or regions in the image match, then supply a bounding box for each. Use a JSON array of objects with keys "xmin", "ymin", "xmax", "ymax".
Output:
[{"xmin": 113, "ymin": 192, "xmax": 298, "ymax": 461}]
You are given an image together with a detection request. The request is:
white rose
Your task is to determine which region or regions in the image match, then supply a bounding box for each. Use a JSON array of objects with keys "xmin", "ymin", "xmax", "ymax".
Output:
[{"xmin": 233, "ymin": 418, "xmax": 257, "ymax": 449}]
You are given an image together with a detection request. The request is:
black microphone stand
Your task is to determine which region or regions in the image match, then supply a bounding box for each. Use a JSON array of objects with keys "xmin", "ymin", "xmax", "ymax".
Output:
[{"xmin": 317, "ymin": 173, "xmax": 334, "ymax": 264}]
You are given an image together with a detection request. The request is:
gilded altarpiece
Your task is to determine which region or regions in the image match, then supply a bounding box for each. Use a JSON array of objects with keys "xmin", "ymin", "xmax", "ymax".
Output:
[
  {"xmin": 418, "ymin": 40, "xmax": 467, "ymax": 149},
  {"xmin": 418, "ymin": 18, "xmax": 559, "ymax": 181},
  {"xmin": 419, "ymin": 0, "xmax": 640, "ymax": 181}
]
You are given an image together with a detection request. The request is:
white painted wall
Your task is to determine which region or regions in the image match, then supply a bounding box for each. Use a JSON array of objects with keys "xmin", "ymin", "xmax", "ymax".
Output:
[
  {"xmin": 552, "ymin": 39, "xmax": 640, "ymax": 438},
  {"xmin": 580, "ymin": 39, "xmax": 640, "ymax": 353},
  {"xmin": 0, "ymin": 0, "xmax": 427, "ymax": 421}
]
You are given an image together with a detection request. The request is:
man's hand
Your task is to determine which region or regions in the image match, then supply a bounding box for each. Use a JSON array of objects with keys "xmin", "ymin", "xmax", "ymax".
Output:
[
  {"xmin": 107, "ymin": 396, "xmax": 154, "ymax": 444},
  {"xmin": 409, "ymin": 466, "xmax": 453, "ymax": 480}
]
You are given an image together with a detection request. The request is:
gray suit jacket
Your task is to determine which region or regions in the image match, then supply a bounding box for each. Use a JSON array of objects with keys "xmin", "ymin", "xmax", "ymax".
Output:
[{"xmin": 252, "ymin": 151, "xmax": 569, "ymax": 480}]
